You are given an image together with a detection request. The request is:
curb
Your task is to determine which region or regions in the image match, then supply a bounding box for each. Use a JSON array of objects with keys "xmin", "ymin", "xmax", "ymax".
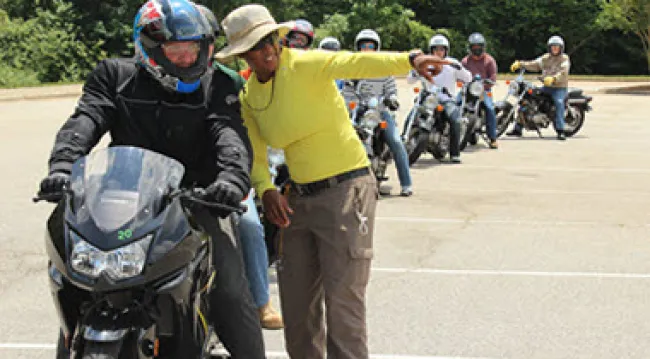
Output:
[
  {"xmin": 0, "ymin": 86, "xmax": 82, "ymax": 103},
  {"xmin": 601, "ymin": 84, "xmax": 650, "ymax": 95}
]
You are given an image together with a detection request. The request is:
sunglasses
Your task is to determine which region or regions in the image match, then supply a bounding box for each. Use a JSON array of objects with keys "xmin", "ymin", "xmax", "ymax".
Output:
[
  {"xmin": 249, "ymin": 32, "xmax": 278, "ymax": 52},
  {"xmin": 359, "ymin": 42, "xmax": 376, "ymax": 50}
]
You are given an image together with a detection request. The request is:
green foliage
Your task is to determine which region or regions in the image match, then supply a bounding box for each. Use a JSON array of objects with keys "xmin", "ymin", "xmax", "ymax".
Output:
[
  {"xmin": 0, "ymin": 1, "xmax": 105, "ymax": 83},
  {"xmin": 0, "ymin": 63, "xmax": 41, "ymax": 88},
  {"xmin": 2, "ymin": 0, "xmax": 650, "ymax": 88}
]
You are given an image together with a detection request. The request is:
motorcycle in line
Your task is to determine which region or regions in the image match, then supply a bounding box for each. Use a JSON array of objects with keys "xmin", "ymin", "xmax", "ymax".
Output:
[
  {"xmin": 402, "ymin": 76, "xmax": 467, "ymax": 164},
  {"xmin": 346, "ymin": 81, "xmax": 394, "ymax": 187},
  {"xmin": 35, "ymin": 146, "xmax": 244, "ymax": 359},
  {"xmin": 458, "ymin": 74, "xmax": 496, "ymax": 149},
  {"xmin": 495, "ymin": 68, "xmax": 593, "ymax": 138}
]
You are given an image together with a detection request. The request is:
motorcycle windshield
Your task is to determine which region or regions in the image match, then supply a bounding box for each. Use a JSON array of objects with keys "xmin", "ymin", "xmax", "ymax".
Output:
[{"xmin": 69, "ymin": 147, "xmax": 185, "ymax": 233}]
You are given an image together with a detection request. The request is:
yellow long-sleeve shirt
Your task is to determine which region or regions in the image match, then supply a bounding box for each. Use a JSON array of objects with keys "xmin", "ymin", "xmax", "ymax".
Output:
[{"xmin": 241, "ymin": 49, "xmax": 412, "ymax": 195}]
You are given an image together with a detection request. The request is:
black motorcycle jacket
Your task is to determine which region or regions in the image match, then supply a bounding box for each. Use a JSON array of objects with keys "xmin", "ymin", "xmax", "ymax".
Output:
[{"xmin": 47, "ymin": 58, "xmax": 252, "ymax": 195}]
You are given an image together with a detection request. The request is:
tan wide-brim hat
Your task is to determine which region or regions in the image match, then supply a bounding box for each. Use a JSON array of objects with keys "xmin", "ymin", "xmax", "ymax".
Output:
[{"xmin": 214, "ymin": 4, "xmax": 292, "ymax": 62}]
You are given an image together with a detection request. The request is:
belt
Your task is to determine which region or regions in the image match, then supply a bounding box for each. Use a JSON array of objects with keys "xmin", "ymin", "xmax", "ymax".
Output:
[{"xmin": 291, "ymin": 167, "xmax": 370, "ymax": 196}]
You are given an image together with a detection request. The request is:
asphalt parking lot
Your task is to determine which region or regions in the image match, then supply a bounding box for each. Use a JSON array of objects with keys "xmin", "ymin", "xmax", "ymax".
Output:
[{"xmin": 0, "ymin": 79, "xmax": 649, "ymax": 359}]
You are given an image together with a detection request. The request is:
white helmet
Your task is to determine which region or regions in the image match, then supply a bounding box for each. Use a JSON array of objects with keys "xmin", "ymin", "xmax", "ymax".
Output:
[
  {"xmin": 547, "ymin": 35, "xmax": 565, "ymax": 53},
  {"xmin": 429, "ymin": 34, "xmax": 450, "ymax": 56},
  {"xmin": 319, "ymin": 37, "xmax": 341, "ymax": 51},
  {"xmin": 355, "ymin": 29, "xmax": 381, "ymax": 50}
]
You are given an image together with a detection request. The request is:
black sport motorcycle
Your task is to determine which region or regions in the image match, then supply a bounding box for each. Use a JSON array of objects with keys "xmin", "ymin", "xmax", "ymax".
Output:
[
  {"xmin": 35, "ymin": 146, "xmax": 243, "ymax": 359},
  {"xmin": 495, "ymin": 68, "xmax": 593, "ymax": 137},
  {"xmin": 458, "ymin": 74, "xmax": 496, "ymax": 149}
]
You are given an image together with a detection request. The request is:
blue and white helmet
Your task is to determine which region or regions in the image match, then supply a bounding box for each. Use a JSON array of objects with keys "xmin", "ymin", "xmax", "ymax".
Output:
[
  {"xmin": 547, "ymin": 35, "xmax": 565, "ymax": 54},
  {"xmin": 133, "ymin": 0, "xmax": 214, "ymax": 93}
]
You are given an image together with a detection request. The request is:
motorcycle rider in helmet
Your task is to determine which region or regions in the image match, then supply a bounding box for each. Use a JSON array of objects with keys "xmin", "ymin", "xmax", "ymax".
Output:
[
  {"xmin": 461, "ymin": 32, "xmax": 499, "ymax": 149},
  {"xmin": 39, "ymin": 1, "xmax": 266, "ymax": 357},
  {"xmin": 319, "ymin": 37, "xmax": 345, "ymax": 90},
  {"xmin": 508, "ymin": 35, "xmax": 571, "ymax": 140},
  {"xmin": 283, "ymin": 19, "xmax": 314, "ymax": 49},
  {"xmin": 342, "ymin": 29, "xmax": 414, "ymax": 196},
  {"xmin": 406, "ymin": 34, "xmax": 472, "ymax": 163}
]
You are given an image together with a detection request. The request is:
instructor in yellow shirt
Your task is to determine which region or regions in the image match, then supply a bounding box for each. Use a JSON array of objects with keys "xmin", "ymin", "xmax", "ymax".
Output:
[{"xmin": 216, "ymin": 5, "xmax": 449, "ymax": 358}]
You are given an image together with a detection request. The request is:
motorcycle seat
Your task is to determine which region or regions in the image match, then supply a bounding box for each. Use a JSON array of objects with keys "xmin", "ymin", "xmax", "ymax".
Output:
[{"xmin": 567, "ymin": 88, "xmax": 583, "ymax": 98}]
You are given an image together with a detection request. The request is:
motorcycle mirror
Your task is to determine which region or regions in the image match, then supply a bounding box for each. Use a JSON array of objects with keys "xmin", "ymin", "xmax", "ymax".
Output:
[{"xmin": 413, "ymin": 87, "xmax": 420, "ymax": 93}]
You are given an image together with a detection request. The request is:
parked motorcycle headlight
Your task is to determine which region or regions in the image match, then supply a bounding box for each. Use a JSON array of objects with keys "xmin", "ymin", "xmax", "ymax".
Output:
[
  {"xmin": 70, "ymin": 231, "xmax": 152, "ymax": 280},
  {"xmin": 424, "ymin": 95, "xmax": 438, "ymax": 110},
  {"xmin": 509, "ymin": 82, "xmax": 519, "ymax": 94},
  {"xmin": 469, "ymin": 82, "xmax": 484, "ymax": 97},
  {"xmin": 361, "ymin": 110, "xmax": 380, "ymax": 129}
]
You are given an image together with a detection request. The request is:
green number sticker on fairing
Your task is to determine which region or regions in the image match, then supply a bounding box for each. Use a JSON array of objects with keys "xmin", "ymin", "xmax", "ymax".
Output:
[{"xmin": 118, "ymin": 229, "xmax": 133, "ymax": 241}]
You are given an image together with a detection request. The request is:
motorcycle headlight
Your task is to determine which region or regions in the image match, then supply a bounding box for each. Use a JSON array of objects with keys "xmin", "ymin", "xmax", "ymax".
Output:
[
  {"xmin": 469, "ymin": 82, "xmax": 484, "ymax": 97},
  {"xmin": 70, "ymin": 231, "xmax": 152, "ymax": 280},
  {"xmin": 367, "ymin": 97, "xmax": 379, "ymax": 109},
  {"xmin": 361, "ymin": 110, "xmax": 380, "ymax": 129},
  {"xmin": 424, "ymin": 94, "xmax": 438, "ymax": 109},
  {"xmin": 509, "ymin": 82, "xmax": 519, "ymax": 94}
]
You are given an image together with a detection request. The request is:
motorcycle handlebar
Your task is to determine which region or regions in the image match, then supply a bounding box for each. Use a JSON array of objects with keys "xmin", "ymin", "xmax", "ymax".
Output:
[{"xmin": 33, "ymin": 187, "xmax": 247, "ymax": 214}]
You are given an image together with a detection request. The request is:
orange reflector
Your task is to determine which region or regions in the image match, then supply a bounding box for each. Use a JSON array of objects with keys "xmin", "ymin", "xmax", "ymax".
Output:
[
  {"xmin": 349, "ymin": 102, "xmax": 357, "ymax": 110},
  {"xmin": 527, "ymin": 89, "xmax": 533, "ymax": 95},
  {"xmin": 487, "ymin": 92, "xmax": 493, "ymax": 98},
  {"xmin": 456, "ymin": 81, "xmax": 463, "ymax": 88},
  {"xmin": 505, "ymin": 80, "xmax": 511, "ymax": 85},
  {"xmin": 154, "ymin": 338, "xmax": 160, "ymax": 357},
  {"xmin": 413, "ymin": 87, "xmax": 420, "ymax": 93},
  {"xmin": 379, "ymin": 121, "xmax": 388, "ymax": 129},
  {"xmin": 436, "ymin": 105, "xmax": 444, "ymax": 112}
]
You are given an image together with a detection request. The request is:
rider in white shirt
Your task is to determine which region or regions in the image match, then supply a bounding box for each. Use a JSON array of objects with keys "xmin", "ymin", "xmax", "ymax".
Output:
[{"xmin": 406, "ymin": 34, "xmax": 471, "ymax": 163}]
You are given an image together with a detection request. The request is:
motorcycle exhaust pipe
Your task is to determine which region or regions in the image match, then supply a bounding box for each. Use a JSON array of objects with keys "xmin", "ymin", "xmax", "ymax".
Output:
[{"xmin": 568, "ymin": 98, "xmax": 591, "ymax": 105}]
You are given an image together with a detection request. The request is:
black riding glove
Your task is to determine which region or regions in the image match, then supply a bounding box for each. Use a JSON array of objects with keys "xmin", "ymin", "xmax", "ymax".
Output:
[
  {"xmin": 39, "ymin": 172, "xmax": 70, "ymax": 196},
  {"xmin": 205, "ymin": 180, "xmax": 244, "ymax": 207}
]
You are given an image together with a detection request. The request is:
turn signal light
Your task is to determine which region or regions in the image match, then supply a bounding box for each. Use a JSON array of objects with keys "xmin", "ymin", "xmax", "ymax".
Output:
[
  {"xmin": 379, "ymin": 121, "xmax": 388, "ymax": 129},
  {"xmin": 527, "ymin": 89, "xmax": 533, "ymax": 95},
  {"xmin": 456, "ymin": 81, "xmax": 463, "ymax": 88},
  {"xmin": 413, "ymin": 87, "xmax": 420, "ymax": 93},
  {"xmin": 349, "ymin": 102, "xmax": 357, "ymax": 110},
  {"xmin": 505, "ymin": 80, "xmax": 511, "ymax": 85},
  {"xmin": 436, "ymin": 105, "xmax": 444, "ymax": 112}
]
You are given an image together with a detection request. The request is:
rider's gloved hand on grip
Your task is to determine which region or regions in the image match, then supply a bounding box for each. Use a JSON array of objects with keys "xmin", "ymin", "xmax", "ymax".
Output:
[
  {"xmin": 39, "ymin": 172, "xmax": 70, "ymax": 196},
  {"xmin": 510, "ymin": 61, "xmax": 521, "ymax": 72},
  {"xmin": 543, "ymin": 76, "xmax": 556, "ymax": 87},
  {"xmin": 384, "ymin": 95, "xmax": 399, "ymax": 111},
  {"xmin": 205, "ymin": 180, "xmax": 244, "ymax": 208}
]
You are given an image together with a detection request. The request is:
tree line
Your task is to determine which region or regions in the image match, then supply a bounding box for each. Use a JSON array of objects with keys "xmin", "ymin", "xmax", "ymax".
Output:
[{"xmin": 1, "ymin": 0, "xmax": 648, "ymax": 88}]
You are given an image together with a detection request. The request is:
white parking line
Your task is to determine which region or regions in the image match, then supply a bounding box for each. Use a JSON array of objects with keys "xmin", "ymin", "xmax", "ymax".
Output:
[
  {"xmin": 376, "ymin": 216, "xmax": 605, "ymax": 227},
  {"xmin": 372, "ymin": 267, "xmax": 650, "ymax": 279},
  {"xmin": 0, "ymin": 344, "xmax": 493, "ymax": 359},
  {"xmin": 406, "ymin": 187, "xmax": 650, "ymax": 197},
  {"xmin": 451, "ymin": 165, "xmax": 650, "ymax": 174}
]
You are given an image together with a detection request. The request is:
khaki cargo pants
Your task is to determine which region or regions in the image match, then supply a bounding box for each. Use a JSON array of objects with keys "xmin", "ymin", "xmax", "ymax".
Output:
[{"xmin": 278, "ymin": 173, "xmax": 378, "ymax": 359}]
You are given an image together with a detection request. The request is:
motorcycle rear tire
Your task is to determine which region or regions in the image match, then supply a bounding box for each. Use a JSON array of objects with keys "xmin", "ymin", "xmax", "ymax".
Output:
[{"xmin": 563, "ymin": 106, "xmax": 585, "ymax": 137}]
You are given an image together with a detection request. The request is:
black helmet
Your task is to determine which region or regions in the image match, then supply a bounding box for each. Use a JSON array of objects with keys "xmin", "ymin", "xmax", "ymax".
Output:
[{"xmin": 468, "ymin": 32, "xmax": 486, "ymax": 56}]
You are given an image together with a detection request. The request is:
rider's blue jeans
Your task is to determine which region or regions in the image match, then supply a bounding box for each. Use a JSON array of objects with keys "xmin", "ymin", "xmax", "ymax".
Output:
[
  {"xmin": 381, "ymin": 111, "xmax": 412, "ymax": 187},
  {"xmin": 238, "ymin": 191, "xmax": 270, "ymax": 308}
]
